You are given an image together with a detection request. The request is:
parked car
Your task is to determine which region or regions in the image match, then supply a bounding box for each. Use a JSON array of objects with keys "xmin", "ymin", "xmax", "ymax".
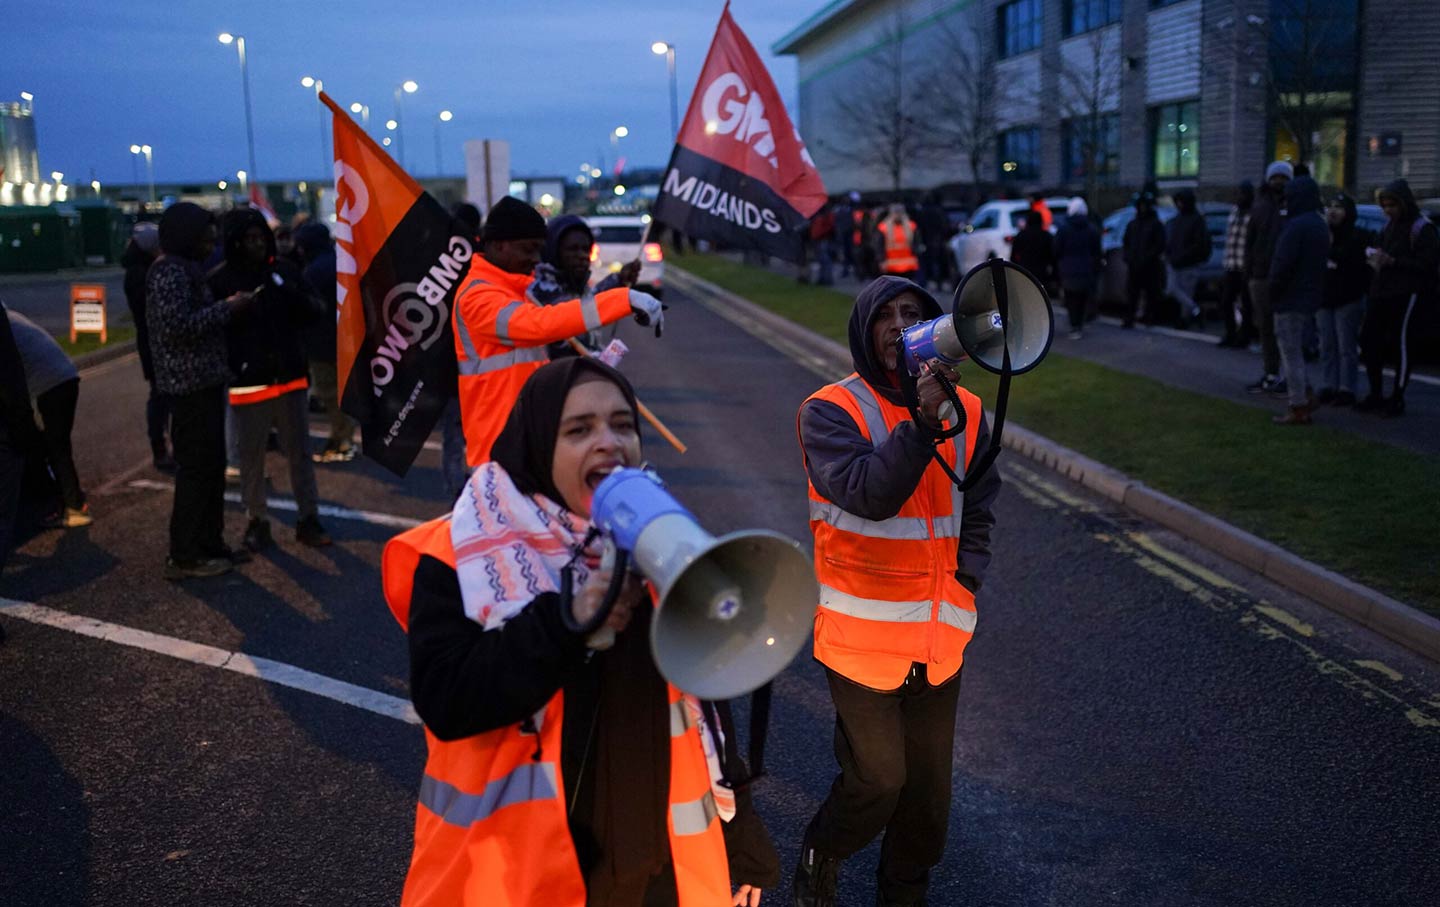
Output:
[
  {"xmin": 1096, "ymin": 202, "xmax": 1228, "ymax": 313},
  {"xmin": 585, "ymin": 215, "xmax": 665, "ymax": 298},
  {"xmin": 948, "ymin": 197, "xmax": 1073, "ymax": 275}
]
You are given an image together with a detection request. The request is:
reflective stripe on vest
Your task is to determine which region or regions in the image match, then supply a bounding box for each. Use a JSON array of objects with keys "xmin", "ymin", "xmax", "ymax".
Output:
[
  {"xmin": 457, "ymin": 345, "xmax": 548, "ymax": 376},
  {"xmin": 671, "ymin": 792, "xmax": 720, "ymax": 837},
  {"xmin": 669, "ymin": 697, "xmax": 697, "ymax": 738},
  {"xmin": 581, "ymin": 292, "xmax": 603, "ymax": 332},
  {"xmin": 418, "ymin": 762, "xmax": 559, "ymax": 829},
  {"xmin": 494, "ymin": 301, "xmax": 522, "ymax": 347},
  {"xmin": 454, "ymin": 281, "xmax": 487, "ymax": 364},
  {"xmin": 819, "ymin": 584, "xmax": 977, "ymax": 633}
]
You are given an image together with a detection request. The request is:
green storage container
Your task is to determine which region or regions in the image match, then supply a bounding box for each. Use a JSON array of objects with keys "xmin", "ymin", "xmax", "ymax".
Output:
[
  {"xmin": 75, "ymin": 203, "xmax": 130, "ymax": 265},
  {"xmin": 0, "ymin": 205, "xmax": 83, "ymax": 272}
]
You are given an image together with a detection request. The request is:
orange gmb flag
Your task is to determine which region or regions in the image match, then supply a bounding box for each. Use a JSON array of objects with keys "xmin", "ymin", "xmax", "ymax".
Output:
[{"xmin": 323, "ymin": 91, "xmax": 469, "ymax": 476}]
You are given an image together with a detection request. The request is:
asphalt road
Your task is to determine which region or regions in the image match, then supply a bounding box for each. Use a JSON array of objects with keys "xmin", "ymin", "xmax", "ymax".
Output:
[
  {"xmin": 0, "ymin": 268, "xmax": 129, "ymax": 335},
  {"xmin": 3, "ymin": 281, "xmax": 1438, "ymax": 906}
]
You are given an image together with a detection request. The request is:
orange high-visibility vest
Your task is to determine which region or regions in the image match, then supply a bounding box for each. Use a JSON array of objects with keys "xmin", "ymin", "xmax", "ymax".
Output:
[
  {"xmin": 800, "ymin": 375, "xmax": 983, "ymax": 690},
  {"xmin": 452, "ymin": 256, "xmax": 633, "ymax": 466},
  {"xmin": 382, "ymin": 518, "xmax": 732, "ymax": 907},
  {"xmin": 876, "ymin": 219, "xmax": 919, "ymax": 274}
]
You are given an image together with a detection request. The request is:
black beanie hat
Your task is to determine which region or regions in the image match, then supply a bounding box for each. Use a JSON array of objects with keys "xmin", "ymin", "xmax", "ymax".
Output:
[{"xmin": 483, "ymin": 196, "xmax": 546, "ymax": 243}]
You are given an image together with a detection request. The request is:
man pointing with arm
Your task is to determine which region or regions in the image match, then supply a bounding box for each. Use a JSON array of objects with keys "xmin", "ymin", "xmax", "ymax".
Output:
[{"xmin": 451, "ymin": 197, "xmax": 663, "ymax": 466}]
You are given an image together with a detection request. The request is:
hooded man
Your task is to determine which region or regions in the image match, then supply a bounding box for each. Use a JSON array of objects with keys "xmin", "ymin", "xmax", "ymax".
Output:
[
  {"xmin": 452, "ymin": 196, "xmax": 664, "ymax": 466},
  {"xmin": 529, "ymin": 213, "xmax": 639, "ymax": 359},
  {"xmin": 1318, "ymin": 194, "xmax": 1371, "ymax": 406},
  {"xmin": 208, "ymin": 208, "xmax": 330, "ymax": 551},
  {"xmin": 1122, "ymin": 187, "xmax": 1167, "ymax": 327},
  {"xmin": 1165, "ymin": 188, "xmax": 1212, "ymax": 328},
  {"xmin": 1246, "ymin": 161, "xmax": 1293, "ymax": 393},
  {"xmin": 793, "ymin": 277, "xmax": 1001, "ymax": 907},
  {"xmin": 1359, "ymin": 178, "xmax": 1439, "ymax": 416},
  {"xmin": 1218, "ymin": 181, "xmax": 1255, "ymax": 347},
  {"xmin": 1054, "ymin": 197, "xmax": 1102, "ymax": 338},
  {"xmin": 1267, "ymin": 176, "xmax": 1330, "ymax": 424}
]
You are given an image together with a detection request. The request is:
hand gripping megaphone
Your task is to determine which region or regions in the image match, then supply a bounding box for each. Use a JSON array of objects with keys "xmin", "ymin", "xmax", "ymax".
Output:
[
  {"xmin": 896, "ymin": 259, "xmax": 1054, "ymax": 488},
  {"xmin": 584, "ymin": 468, "xmax": 817, "ymax": 700}
]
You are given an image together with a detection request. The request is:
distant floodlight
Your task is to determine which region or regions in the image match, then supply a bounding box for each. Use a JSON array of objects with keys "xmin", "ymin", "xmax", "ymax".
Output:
[
  {"xmin": 439, "ymin": 109, "xmax": 453, "ymax": 122},
  {"xmin": 218, "ymin": 33, "xmax": 234, "ymax": 44},
  {"xmin": 652, "ymin": 42, "xmax": 670, "ymax": 55},
  {"xmin": 386, "ymin": 119, "xmax": 398, "ymax": 130},
  {"xmin": 614, "ymin": 185, "xmax": 627, "ymax": 196},
  {"xmin": 350, "ymin": 102, "xmax": 363, "ymax": 113},
  {"xmin": 402, "ymin": 80, "xmax": 418, "ymax": 93},
  {"xmin": 301, "ymin": 76, "xmax": 316, "ymax": 88},
  {"xmin": 615, "ymin": 125, "xmax": 629, "ymax": 138}
]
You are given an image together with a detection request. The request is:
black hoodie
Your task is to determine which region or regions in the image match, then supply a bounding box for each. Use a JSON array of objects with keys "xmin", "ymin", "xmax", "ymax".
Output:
[
  {"xmin": 798, "ymin": 276, "xmax": 1000, "ymax": 590},
  {"xmin": 208, "ymin": 209, "xmax": 320, "ymax": 391},
  {"xmin": 1325, "ymin": 194, "xmax": 1371, "ymax": 308},
  {"xmin": 1269, "ymin": 176, "xmax": 1329, "ymax": 314},
  {"xmin": 1371, "ymin": 178, "xmax": 1440, "ymax": 303}
]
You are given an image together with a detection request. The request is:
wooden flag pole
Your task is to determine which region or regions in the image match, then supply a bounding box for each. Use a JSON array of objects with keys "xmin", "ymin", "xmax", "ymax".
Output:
[{"xmin": 565, "ymin": 337, "xmax": 688, "ymax": 454}]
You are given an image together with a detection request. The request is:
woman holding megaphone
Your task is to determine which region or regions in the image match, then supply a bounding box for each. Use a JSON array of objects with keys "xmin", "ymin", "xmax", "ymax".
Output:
[{"xmin": 381, "ymin": 358, "xmax": 779, "ymax": 906}]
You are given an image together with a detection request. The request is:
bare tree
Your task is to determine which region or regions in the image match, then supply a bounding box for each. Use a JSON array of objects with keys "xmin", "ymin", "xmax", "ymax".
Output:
[
  {"xmin": 1056, "ymin": 25, "xmax": 1124, "ymax": 202},
  {"xmin": 816, "ymin": 11, "xmax": 933, "ymax": 193},
  {"xmin": 916, "ymin": 5, "xmax": 1007, "ymax": 189}
]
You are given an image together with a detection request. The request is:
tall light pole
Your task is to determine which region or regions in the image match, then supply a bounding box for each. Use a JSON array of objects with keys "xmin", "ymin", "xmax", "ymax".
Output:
[
  {"xmin": 237, "ymin": 169, "xmax": 248, "ymax": 197},
  {"xmin": 19, "ymin": 91, "xmax": 33, "ymax": 114},
  {"xmin": 393, "ymin": 80, "xmax": 418, "ymax": 169},
  {"xmin": 130, "ymin": 143, "xmax": 155, "ymax": 203},
  {"xmin": 301, "ymin": 76, "xmax": 328, "ymax": 180},
  {"xmin": 435, "ymin": 110, "xmax": 453, "ymax": 176},
  {"xmin": 610, "ymin": 126, "xmax": 629, "ymax": 176},
  {"xmin": 349, "ymin": 101, "xmax": 370, "ymax": 134},
  {"xmin": 651, "ymin": 42, "xmax": 679, "ymax": 138},
  {"xmin": 218, "ymin": 33, "xmax": 259, "ymax": 183}
]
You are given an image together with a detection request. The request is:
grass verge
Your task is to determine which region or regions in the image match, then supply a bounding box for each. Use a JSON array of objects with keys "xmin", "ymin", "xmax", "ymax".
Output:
[
  {"xmin": 674, "ymin": 253, "xmax": 1440, "ymax": 616},
  {"xmin": 56, "ymin": 324, "xmax": 135, "ymax": 358}
]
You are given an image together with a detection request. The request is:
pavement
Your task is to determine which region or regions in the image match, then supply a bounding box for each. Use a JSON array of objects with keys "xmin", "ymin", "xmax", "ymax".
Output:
[{"xmin": 668, "ymin": 263, "xmax": 1440, "ymax": 664}]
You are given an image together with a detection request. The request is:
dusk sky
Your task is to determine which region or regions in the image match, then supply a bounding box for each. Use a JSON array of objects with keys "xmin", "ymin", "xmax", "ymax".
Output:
[{"xmin": 6, "ymin": 0, "xmax": 823, "ymax": 187}]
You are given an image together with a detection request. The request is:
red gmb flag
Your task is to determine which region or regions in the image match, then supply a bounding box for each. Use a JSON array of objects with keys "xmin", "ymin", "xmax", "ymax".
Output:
[
  {"xmin": 323, "ymin": 91, "xmax": 468, "ymax": 476},
  {"xmin": 652, "ymin": 2, "xmax": 827, "ymax": 263}
]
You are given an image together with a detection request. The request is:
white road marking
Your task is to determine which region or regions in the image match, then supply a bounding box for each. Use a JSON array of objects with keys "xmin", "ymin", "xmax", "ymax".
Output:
[
  {"xmin": 93, "ymin": 455, "xmax": 161, "ymax": 496},
  {"xmin": 0, "ymin": 598, "xmax": 420, "ymax": 725},
  {"xmin": 127, "ymin": 479, "xmax": 429, "ymax": 529}
]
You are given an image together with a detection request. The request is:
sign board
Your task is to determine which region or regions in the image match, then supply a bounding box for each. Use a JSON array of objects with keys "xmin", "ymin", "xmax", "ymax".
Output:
[
  {"xmin": 70, "ymin": 283, "xmax": 107, "ymax": 343},
  {"xmin": 463, "ymin": 138, "xmax": 510, "ymax": 215}
]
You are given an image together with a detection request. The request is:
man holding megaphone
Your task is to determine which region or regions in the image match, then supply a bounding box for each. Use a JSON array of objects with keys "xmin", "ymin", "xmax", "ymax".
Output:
[{"xmin": 793, "ymin": 276, "xmax": 1002, "ymax": 907}]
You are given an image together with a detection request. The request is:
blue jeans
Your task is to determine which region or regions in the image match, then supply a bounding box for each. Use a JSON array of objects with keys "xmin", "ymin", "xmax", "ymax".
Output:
[
  {"xmin": 1274, "ymin": 311, "xmax": 1314, "ymax": 408},
  {"xmin": 1316, "ymin": 299, "xmax": 1365, "ymax": 395}
]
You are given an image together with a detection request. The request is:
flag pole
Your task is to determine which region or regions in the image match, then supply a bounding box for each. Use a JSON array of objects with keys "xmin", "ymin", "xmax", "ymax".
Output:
[{"xmin": 565, "ymin": 338, "xmax": 687, "ymax": 454}]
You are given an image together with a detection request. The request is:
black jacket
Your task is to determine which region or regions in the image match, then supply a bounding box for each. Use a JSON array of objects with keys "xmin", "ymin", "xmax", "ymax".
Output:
[
  {"xmin": 122, "ymin": 241, "xmax": 158, "ymax": 381},
  {"xmin": 296, "ymin": 223, "xmax": 338, "ymax": 363},
  {"xmin": 1123, "ymin": 209, "xmax": 1167, "ymax": 273},
  {"xmin": 1325, "ymin": 197, "xmax": 1371, "ymax": 309},
  {"xmin": 1247, "ymin": 184, "xmax": 1287, "ymax": 279},
  {"xmin": 1054, "ymin": 214, "xmax": 1102, "ymax": 290},
  {"xmin": 1166, "ymin": 193, "xmax": 1212, "ymax": 269},
  {"xmin": 797, "ymin": 276, "xmax": 1001, "ymax": 591},
  {"xmin": 1010, "ymin": 220, "xmax": 1056, "ymax": 283},
  {"xmin": 208, "ymin": 209, "xmax": 321, "ymax": 390},
  {"xmin": 1370, "ymin": 179, "xmax": 1440, "ymax": 303},
  {"xmin": 1268, "ymin": 177, "xmax": 1330, "ymax": 316},
  {"xmin": 405, "ymin": 554, "xmax": 781, "ymax": 890}
]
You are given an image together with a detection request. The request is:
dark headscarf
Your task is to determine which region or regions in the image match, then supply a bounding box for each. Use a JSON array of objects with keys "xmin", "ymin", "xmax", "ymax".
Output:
[
  {"xmin": 220, "ymin": 207, "xmax": 277, "ymax": 267},
  {"xmin": 489, "ymin": 358, "xmax": 641, "ymax": 504},
  {"xmin": 157, "ymin": 202, "xmax": 214, "ymax": 261}
]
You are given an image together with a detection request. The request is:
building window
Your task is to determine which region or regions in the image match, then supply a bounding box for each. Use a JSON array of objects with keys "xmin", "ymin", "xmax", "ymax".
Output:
[
  {"xmin": 1064, "ymin": 0, "xmax": 1121, "ymax": 36},
  {"xmin": 1063, "ymin": 115, "xmax": 1119, "ymax": 185},
  {"xmin": 1150, "ymin": 0, "xmax": 1189, "ymax": 8},
  {"xmin": 1151, "ymin": 101, "xmax": 1199, "ymax": 178},
  {"xmin": 998, "ymin": 127, "xmax": 1041, "ymax": 181},
  {"xmin": 997, "ymin": 0, "xmax": 1042, "ymax": 58}
]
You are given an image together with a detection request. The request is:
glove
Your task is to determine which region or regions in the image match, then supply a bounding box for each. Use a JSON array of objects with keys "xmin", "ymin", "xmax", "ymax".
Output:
[{"xmin": 629, "ymin": 289, "xmax": 665, "ymax": 337}]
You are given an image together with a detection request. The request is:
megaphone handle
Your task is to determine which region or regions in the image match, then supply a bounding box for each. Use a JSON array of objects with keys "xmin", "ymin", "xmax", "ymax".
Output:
[
  {"xmin": 559, "ymin": 548, "xmax": 633, "ymax": 637},
  {"xmin": 896, "ymin": 343, "xmax": 966, "ymax": 441},
  {"xmin": 934, "ymin": 360, "xmax": 1011, "ymax": 491}
]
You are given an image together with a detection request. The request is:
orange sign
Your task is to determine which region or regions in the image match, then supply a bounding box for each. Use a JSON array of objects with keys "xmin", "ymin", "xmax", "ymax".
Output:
[{"xmin": 70, "ymin": 283, "xmax": 107, "ymax": 344}]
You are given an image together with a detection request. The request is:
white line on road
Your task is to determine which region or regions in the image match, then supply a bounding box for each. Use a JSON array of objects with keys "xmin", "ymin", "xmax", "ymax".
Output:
[
  {"xmin": 127, "ymin": 479, "xmax": 429, "ymax": 529},
  {"xmin": 0, "ymin": 599, "xmax": 420, "ymax": 725}
]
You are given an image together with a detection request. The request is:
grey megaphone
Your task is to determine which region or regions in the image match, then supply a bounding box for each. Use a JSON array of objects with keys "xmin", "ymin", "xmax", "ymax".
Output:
[
  {"xmin": 591, "ymin": 468, "xmax": 817, "ymax": 700},
  {"xmin": 900, "ymin": 259, "xmax": 1054, "ymax": 378}
]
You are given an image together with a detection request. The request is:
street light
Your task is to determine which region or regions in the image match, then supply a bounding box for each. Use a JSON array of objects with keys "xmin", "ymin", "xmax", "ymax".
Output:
[
  {"xmin": 349, "ymin": 101, "xmax": 370, "ymax": 132},
  {"xmin": 382, "ymin": 137, "xmax": 392, "ymax": 147},
  {"xmin": 393, "ymin": 80, "xmax": 418, "ymax": 168},
  {"xmin": 19, "ymin": 90, "xmax": 33, "ymax": 113},
  {"xmin": 385, "ymin": 119, "xmax": 398, "ymax": 131},
  {"xmin": 218, "ymin": 32, "xmax": 259, "ymax": 182},
  {"xmin": 651, "ymin": 41, "xmax": 679, "ymax": 138},
  {"xmin": 218, "ymin": 179, "xmax": 228, "ymax": 190},
  {"xmin": 435, "ymin": 109, "xmax": 453, "ymax": 176},
  {"xmin": 237, "ymin": 169, "xmax": 248, "ymax": 195},
  {"xmin": 300, "ymin": 75, "xmax": 328, "ymax": 181},
  {"xmin": 130, "ymin": 143, "xmax": 155, "ymax": 203}
]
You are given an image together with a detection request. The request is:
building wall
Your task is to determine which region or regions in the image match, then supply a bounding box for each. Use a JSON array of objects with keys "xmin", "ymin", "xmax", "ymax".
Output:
[{"xmin": 1355, "ymin": 0, "xmax": 1440, "ymax": 196}]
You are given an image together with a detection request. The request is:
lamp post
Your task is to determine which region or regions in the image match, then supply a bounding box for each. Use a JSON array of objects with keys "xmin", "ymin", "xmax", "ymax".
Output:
[
  {"xmin": 301, "ymin": 76, "xmax": 328, "ymax": 180},
  {"xmin": 610, "ymin": 126, "xmax": 629, "ymax": 176},
  {"xmin": 130, "ymin": 143, "xmax": 155, "ymax": 203},
  {"xmin": 651, "ymin": 41, "xmax": 679, "ymax": 138},
  {"xmin": 349, "ymin": 101, "xmax": 370, "ymax": 134},
  {"xmin": 218, "ymin": 33, "xmax": 259, "ymax": 182},
  {"xmin": 435, "ymin": 110, "xmax": 453, "ymax": 176},
  {"xmin": 393, "ymin": 80, "xmax": 418, "ymax": 169},
  {"xmin": 237, "ymin": 169, "xmax": 248, "ymax": 197},
  {"xmin": 19, "ymin": 91, "xmax": 33, "ymax": 114}
]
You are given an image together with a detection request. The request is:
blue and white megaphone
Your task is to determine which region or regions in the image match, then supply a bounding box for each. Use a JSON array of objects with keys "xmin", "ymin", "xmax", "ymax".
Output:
[
  {"xmin": 895, "ymin": 259, "xmax": 1054, "ymax": 488},
  {"xmin": 589, "ymin": 468, "xmax": 816, "ymax": 700}
]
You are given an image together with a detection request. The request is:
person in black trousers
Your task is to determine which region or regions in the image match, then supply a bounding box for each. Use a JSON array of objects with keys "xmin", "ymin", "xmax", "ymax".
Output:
[
  {"xmin": 145, "ymin": 203, "xmax": 256, "ymax": 579},
  {"xmin": 1054, "ymin": 198, "xmax": 1102, "ymax": 338},
  {"xmin": 122, "ymin": 221, "xmax": 173, "ymax": 471},
  {"xmin": 1122, "ymin": 188, "xmax": 1168, "ymax": 328}
]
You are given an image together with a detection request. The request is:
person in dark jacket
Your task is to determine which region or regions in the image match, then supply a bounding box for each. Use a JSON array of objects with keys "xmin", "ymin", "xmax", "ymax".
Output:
[
  {"xmin": 208, "ymin": 208, "xmax": 330, "ymax": 551},
  {"xmin": 1054, "ymin": 197, "xmax": 1102, "ymax": 338},
  {"xmin": 0, "ymin": 300, "xmax": 40, "ymax": 569},
  {"xmin": 1165, "ymin": 188, "xmax": 1212, "ymax": 328},
  {"xmin": 122, "ymin": 221, "xmax": 174, "ymax": 471},
  {"xmin": 8, "ymin": 309, "xmax": 91, "ymax": 526},
  {"xmin": 1246, "ymin": 161, "xmax": 1293, "ymax": 393},
  {"xmin": 1358, "ymin": 178, "xmax": 1440, "ymax": 416},
  {"xmin": 147, "ymin": 202, "xmax": 256, "ymax": 578},
  {"xmin": 794, "ymin": 276, "xmax": 1000, "ymax": 907},
  {"xmin": 400, "ymin": 357, "xmax": 779, "ymax": 905},
  {"xmin": 1218, "ymin": 181, "xmax": 1255, "ymax": 347},
  {"xmin": 1010, "ymin": 207, "xmax": 1055, "ymax": 290},
  {"xmin": 1318, "ymin": 194, "xmax": 1370, "ymax": 406},
  {"xmin": 294, "ymin": 222, "xmax": 357, "ymax": 463},
  {"xmin": 1122, "ymin": 188, "xmax": 1167, "ymax": 327},
  {"xmin": 917, "ymin": 192, "xmax": 951, "ymax": 291},
  {"xmin": 1267, "ymin": 176, "xmax": 1330, "ymax": 424},
  {"xmin": 529, "ymin": 214, "xmax": 638, "ymax": 359}
]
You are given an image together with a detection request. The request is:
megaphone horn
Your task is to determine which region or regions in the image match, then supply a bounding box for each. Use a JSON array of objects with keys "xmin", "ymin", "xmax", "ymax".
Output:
[{"xmin": 591, "ymin": 468, "xmax": 817, "ymax": 701}]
